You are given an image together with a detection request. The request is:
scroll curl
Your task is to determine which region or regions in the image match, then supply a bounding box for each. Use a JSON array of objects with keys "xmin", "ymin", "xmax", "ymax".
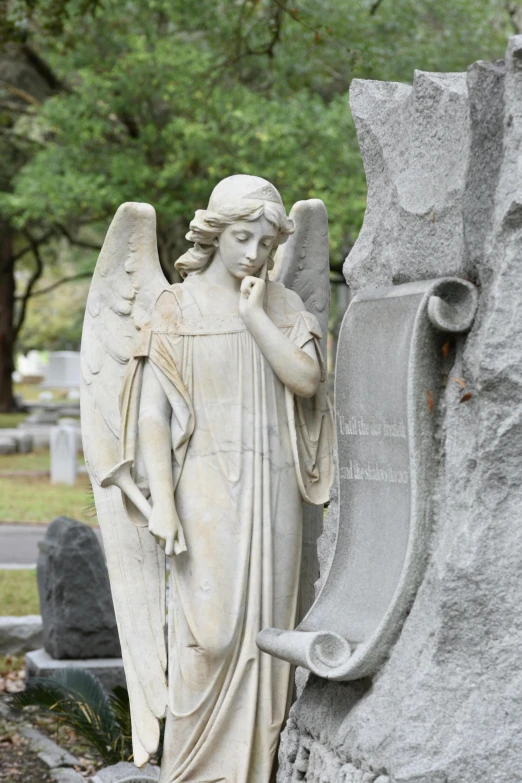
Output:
[
  {"xmin": 427, "ymin": 278, "xmax": 478, "ymax": 333},
  {"xmin": 257, "ymin": 277, "xmax": 478, "ymax": 681}
]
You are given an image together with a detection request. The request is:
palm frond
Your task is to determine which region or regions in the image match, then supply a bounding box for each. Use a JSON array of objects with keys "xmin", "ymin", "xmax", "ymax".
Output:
[
  {"xmin": 109, "ymin": 685, "xmax": 132, "ymax": 737},
  {"xmin": 11, "ymin": 678, "xmax": 69, "ymax": 711},
  {"xmin": 108, "ymin": 685, "xmax": 133, "ymax": 761},
  {"xmin": 52, "ymin": 668, "xmax": 114, "ymax": 735},
  {"xmin": 10, "ymin": 669, "xmax": 132, "ymax": 764}
]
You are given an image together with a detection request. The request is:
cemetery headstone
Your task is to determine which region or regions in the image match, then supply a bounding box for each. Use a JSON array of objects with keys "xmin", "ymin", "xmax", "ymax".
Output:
[
  {"xmin": 16, "ymin": 432, "xmax": 33, "ymax": 454},
  {"xmin": 50, "ymin": 425, "xmax": 77, "ymax": 485},
  {"xmin": 18, "ymin": 350, "xmax": 47, "ymax": 384},
  {"xmin": 258, "ymin": 278, "xmax": 477, "ymax": 679},
  {"xmin": 0, "ymin": 430, "xmax": 34, "ymax": 454},
  {"xmin": 0, "ymin": 436, "xmax": 17, "ymax": 455},
  {"xmin": 276, "ymin": 36, "xmax": 522, "ymax": 783},
  {"xmin": 36, "ymin": 517, "xmax": 121, "ymax": 659},
  {"xmin": 43, "ymin": 351, "xmax": 81, "ymax": 389}
]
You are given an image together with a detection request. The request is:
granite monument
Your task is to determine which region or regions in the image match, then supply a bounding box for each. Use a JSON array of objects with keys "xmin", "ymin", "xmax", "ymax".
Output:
[{"xmin": 276, "ymin": 35, "xmax": 522, "ymax": 783}]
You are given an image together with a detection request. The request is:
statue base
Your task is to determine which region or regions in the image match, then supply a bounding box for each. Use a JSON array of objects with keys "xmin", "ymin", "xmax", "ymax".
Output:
[{"xmin": 26, "ymin": 648, "xmax": 126, "ymax": 692}]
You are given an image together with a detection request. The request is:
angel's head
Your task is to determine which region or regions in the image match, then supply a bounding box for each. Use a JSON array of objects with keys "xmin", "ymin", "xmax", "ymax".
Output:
[{"xmin": 175, "ymin": 175, "xmax": 294, "ymax": 279}]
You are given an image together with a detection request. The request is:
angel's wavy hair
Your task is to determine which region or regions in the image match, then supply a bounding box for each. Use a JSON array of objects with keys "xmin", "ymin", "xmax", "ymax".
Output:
[{"xmin": 175, "ymin": 200, "xmax": 294, "ymax": 278}]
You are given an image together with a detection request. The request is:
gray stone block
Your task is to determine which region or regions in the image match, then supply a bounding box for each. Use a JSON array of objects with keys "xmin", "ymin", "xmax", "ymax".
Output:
[
  {"xmin": 25, "ymin": 410, "xmax": 60, "ymax": 425},
  {"xmin": 21, "ymin": 725, "xmax": 79, "ymax": 768},
  {"xmin": 0, "ymin": 436, "xmax": 17, "ymax": 454},
  {"xmin": 26, "ymin": 648, "xmax": 126, "ymax": 692},
  {"xmin": 0, "ymin": 614, "xmax": 43, "ymax": 654},
  {"xmin": 90, "ymin": 761, "xmax": 160, "ymax": 782},
  {"xmin": 16, "ymin": 431, "xmax": 34, "ymax": 453},
  {"xmin": 17, "ymin": 423, "xmax": 52, "ymax": 448},
  {"xmin": 50, "ymin": 769, "xmax": 86, "ymax": 783},
  {"xmin": 37, "ymin": 517, "xmax": 120, "ymax": 659},
  {"xmin": 0, "ymin": 429, "xmax": 34, "ymax": 453}
]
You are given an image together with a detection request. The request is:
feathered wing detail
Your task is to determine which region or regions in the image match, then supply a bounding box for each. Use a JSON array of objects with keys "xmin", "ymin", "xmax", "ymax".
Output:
[
  {"xmin": 273, "ymin": 199, "xmax": 330, "ymax": 354},
  {"xmin": 80, "ymin": 203, "xmax": 170, "ymax": 767},
  {"xmin": 273, "ymin": 199, "xmax": 332, "ymax": 622}
]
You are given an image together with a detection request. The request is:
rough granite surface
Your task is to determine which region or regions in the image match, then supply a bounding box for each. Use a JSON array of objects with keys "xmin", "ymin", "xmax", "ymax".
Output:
[
  {"xmin": 37, "ymin": 516, "xmax": 121, "ymax": 659},
  {"xmin": 0, "ymin": 614, "xmax": 43, "ymax": 654},
  {"xmin": 278, "ymin": 37, "xmax": 522, "ymax": 783}
]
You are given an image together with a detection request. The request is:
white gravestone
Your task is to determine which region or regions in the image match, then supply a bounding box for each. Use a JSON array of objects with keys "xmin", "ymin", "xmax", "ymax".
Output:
[
  {"xmin": 18, "ymin": 350, "xmax": 47, "ymax": 381},
  {"xmin": 44, "ymin": 351, "xmax": 81, "ymax": 389},
  {"xmin": 50, "ymin": 425, "xmax": 77, "ymax": 485}
]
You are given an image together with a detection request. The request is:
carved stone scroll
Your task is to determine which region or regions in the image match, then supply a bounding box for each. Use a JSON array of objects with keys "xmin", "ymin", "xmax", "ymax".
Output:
[{"xmin": 257, "ymin": 277, "xmax": 477, "ymax": 680}]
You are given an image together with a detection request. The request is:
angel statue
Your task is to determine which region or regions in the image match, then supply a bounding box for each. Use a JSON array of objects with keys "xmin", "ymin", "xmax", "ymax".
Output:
[{"xmin": 81, "ymin": 174, "xmax": 334, "ymax": 783}]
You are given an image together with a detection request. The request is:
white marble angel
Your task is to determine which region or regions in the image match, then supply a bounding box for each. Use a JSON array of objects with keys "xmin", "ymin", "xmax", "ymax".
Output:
[{"xmin": 81, "ymin": 175, "xmax": 334, "ymax": 783}]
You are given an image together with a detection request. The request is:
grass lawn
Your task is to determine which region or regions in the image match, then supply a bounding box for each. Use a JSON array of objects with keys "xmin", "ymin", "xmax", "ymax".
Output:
[
  {"xmin": 0, "ymin": 412, "xmax": 28, "ymax": 429},
  {"xmin": 0, "ymin": 450, "xmax": 51, "ymax": 472},
  {"xmin": 0, "ymin": 569, "xmax": 40, "ymax": 615},
  {"xmin": 0, "ymin": 475, "xmax": 95, "ymax": 525},
  {"xmin": 0, "ymin": 449, "xmax": 85, "ymax": 473}
]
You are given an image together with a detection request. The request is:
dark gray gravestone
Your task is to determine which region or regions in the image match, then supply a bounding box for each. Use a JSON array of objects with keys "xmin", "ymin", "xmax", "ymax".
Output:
[
  {"xmin": 258, "ymin": 278, "xmax": 477, "ymax": 679},
  {"xmin": 37, "ymin": 516, "xmax": 121, "ymax": 659}
]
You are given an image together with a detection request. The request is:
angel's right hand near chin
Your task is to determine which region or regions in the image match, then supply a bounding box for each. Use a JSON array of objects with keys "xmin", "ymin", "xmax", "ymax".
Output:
[{"xmin": 148, "ymin": 503, "xmax": 187, "ymax": 557}]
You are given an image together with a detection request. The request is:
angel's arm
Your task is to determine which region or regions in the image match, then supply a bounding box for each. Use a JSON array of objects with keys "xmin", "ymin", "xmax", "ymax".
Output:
[
  {"xmin": 139, "ymin": 361, "xmax": 186, "ymax": 555},
  {"xmin": 239, "ymin": 277, "xmax": 320, "ymax": 398}
]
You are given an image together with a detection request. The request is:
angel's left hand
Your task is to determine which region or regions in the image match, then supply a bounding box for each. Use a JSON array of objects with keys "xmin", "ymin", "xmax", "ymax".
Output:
[{"xmin": 239, "ymin": 276, "xmax": 265, "ymax": 324}]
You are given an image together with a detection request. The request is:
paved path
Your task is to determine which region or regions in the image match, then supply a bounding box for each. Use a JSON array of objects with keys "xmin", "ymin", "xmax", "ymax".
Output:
[{"xmin": 0, "ymin": 524, "xmax": 102, "ymax": 568}]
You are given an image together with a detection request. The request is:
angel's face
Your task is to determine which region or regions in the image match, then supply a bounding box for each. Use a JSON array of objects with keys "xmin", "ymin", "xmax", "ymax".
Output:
[{"xmin": 216, "ymin": 216, "xmax": 277, "ymax": 280}]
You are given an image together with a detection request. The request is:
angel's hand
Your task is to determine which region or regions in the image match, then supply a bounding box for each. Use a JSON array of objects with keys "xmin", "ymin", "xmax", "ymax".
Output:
[
  {"xmin": 148, "ymin": 503, "xmax": 187, "ymax": 557},
  {"xmin": 239, "ymin": 276, "xmax": 266, "ymax": 326}
]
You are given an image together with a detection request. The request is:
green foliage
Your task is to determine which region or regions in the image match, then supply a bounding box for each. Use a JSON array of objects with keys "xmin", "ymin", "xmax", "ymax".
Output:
[
  {"xmin": 11, "ymin": 669, "xmax": 134, "ymax": 764},
  {"xmin": 1, "ymin": 0, "xmax": 102, "ymax": 42},
  {"xmin": 15, "ymin": 252, "xmax": 92, "ymax": 351},
  {"xmin": 2, "ymin": 0, "xmax": 513, "ymax": 277},
  {"xmin": 0, "ymin": 410, "xmax": 27, "ymax": 427}
]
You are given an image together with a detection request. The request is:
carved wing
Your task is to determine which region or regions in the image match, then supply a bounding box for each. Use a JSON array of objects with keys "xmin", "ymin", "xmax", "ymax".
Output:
[
  {"xmin": 273, "ymin": 199, "xmax": 331, "ymax": 622},
  {"xmin": 273, "ymin": 199, "xmax": 330, "ymax": 355},
  {"xmin": 80, "ymin": 203, "xmax": 170, "ymax": 767}
]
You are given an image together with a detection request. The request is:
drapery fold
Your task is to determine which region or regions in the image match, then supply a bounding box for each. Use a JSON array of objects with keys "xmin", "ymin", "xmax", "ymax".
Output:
[
  {"xmin": 117, "ymin": 307, "xmax": 332, "ymax": 520},
  {"xmin": 109, "ymin": 282, "xmax": 333, "ymax": 783}
]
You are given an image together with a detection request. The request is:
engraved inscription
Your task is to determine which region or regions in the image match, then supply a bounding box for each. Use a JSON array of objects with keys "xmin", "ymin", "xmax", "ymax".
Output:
[
  {"xmin": 340, "ymin": 460, "xmax": 409, "ymax": 484},
  {"xmin": 339, "ymin": 415, "xmax": 406, "ymax": 439}
]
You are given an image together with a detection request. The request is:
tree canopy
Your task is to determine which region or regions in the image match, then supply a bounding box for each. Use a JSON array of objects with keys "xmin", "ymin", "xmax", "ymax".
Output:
[
  {"xmin": 0, "ymin": 0, "xmax": 515, "ymax": 406},
  {"xmin": 2, "ymin": 0, "xmax": 513, "ymax": 263}
]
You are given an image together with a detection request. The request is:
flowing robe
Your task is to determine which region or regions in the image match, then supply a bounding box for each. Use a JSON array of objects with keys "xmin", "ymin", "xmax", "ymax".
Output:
[{"xmin": 119, "ymin": 281, "xmax": 333, "ymax": 783}]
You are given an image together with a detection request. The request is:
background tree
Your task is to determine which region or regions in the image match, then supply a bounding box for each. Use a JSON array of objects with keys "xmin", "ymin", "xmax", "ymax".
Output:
[
  {"xmin": 0, "ymin": 40, "xmax": 62, "ymax": 410},
  {"xmin": 0, "ymin": 0, "xmax": 514, "ymax": 409}
]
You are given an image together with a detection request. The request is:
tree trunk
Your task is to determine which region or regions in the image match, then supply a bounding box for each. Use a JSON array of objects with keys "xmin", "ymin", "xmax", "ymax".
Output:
[{"xmin": 0, "ymin": 222, "xmax": 15, "ymax": 412}]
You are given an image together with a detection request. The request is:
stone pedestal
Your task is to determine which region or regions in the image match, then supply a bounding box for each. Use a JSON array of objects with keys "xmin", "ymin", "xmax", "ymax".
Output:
[
  {"xmin": 277, "ymin": 37, "xmax": 522, "ymax": 783},
  {"xmin": 26, "ymin": 648, "xmax": 125, "ymax": 692}
]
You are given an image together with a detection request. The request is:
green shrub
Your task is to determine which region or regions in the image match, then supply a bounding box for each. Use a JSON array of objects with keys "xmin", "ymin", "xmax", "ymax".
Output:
[{"xmin": 11, "ymin": 668, "xmax": 133, "ymax": 764}]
